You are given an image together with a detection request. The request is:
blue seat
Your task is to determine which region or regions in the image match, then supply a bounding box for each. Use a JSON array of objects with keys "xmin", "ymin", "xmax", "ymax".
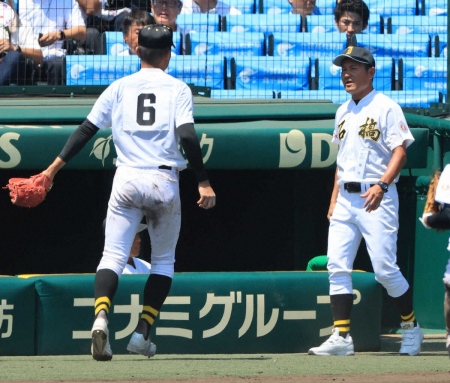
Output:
[
  {"xmin": 383, "ymin": 90, "xmax": 442, "ymax": 107},
  {"xmin": 357, "ymin": 34, "xmax": 431, "ymax": 58},
  {"xmin": 227, "ymin": 0, "xmax": 257, "ymax": 14},
  {"xmin": 66, "ymin": 55, "xmax": 140, "ymax": 85},
  {"xmin": 223, "ymin": 14, "xmax": 302, "ymax": 33},
  {"xmin": 103, "ymin": 31, "xmax": 181, "ymax": 55},
  {"xmin": 166, "ymin": 56, "xmax": 226, "ymax": 90},
  {"xmin": 188, "ymin": 31, "xmax": 266, "ymax": 56},
  {"xmin": 259, "ymin": 0, "xmax": 292, "ymax": 14},
  {"xmin": 176, "ymin": 13, "xmax": 221, "ymax": 33},
  {"xmin": 433, "ymin": 34, "xmax": 447, "ymax": 57},
  {"xmin": 269, "ymin": 32, "xmax": 347, "ymax": 58},
  {"xmin": 424, "ymin": 0, "xmax": 447, "ymax": 16},
  {"xmin": 260, "ymin": 0, "xmax": 337, "ymax": 14},
  {"xmin": 316, "ymin": 57, "xmax": 395, "ymax": 91},
  {"xmin": 102, "ymin": 32, "xmax": 127, "ymax": 56},
  {"xmin": 399, "ymin": 57, "xmax": 447, "ymax": 92},
  {"xmin": 365, "ymin": 0, "xmax": 419, "ymax": 17},
  {"xmin": 306, "ymin": 13, "xmax": 383, "ymax": 34},
  {"xmin": 278, "ymin": 90, "xmax": 350, "ymax": 104},
  {"xmin": 387, "ymin": 15, "xmax": 448, "ymax": 35},
  {"xmin": 232, "ymin": 56, "xmax": 312, "ymax": 92},
  {"xmin": 211, "ymin": 89, "xmax": 275, "ymax": 99}
]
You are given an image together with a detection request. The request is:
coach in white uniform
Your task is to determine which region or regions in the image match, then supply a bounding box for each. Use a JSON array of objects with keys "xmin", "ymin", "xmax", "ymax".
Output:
[
  {"xmin": 41, "ymin": 24, "xmax": 216, "ymax": 361},
  {"xmin": 308, "ymin": 45, "xmax": 423, "ymax": 356}
]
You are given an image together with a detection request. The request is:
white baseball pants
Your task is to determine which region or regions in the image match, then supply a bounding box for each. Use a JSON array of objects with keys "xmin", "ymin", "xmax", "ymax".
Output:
[
  {"xmin": 327, "ymin": 183, "xmax": 410, "ymax": 298},
  {"xmin": 98, "ymin": 166, "xmax": 181, "ymax": 278}
]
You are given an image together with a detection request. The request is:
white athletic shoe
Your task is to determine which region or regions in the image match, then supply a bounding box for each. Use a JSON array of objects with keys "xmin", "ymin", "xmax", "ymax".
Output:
[
  {"xmin": 308, "ymin": 328, "xmax": 355, "ymax": 356},
  {"xmin": 91, "ymin": 317, "xmax": 113, "ymax": 361},
  {"xmin": 399, "ymin": 322, "xmax": 423, "ymax": 356},
  {"xmin": 127, "ymin": 332, "xmax": 157, "ymax": 358},
  {"xmin": 446, "ymin": 334, "xmax": 450, "ymax": 358}
]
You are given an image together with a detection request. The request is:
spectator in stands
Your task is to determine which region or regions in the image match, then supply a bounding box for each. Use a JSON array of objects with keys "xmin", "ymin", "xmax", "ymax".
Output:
[
  {"xmin": 0, "ymin": 2, "xmax": 43, "ymax": 85},
  {"xmin": 77, "ymin": 0, "xmax": 104, "ymax": 54},
  {"xmin": 118, "ymin": 11, "xmax": 154, "ymax": 56},
  {"xmin": 180, "ymin": 0, "xmax": 242, "ymax": 15},
  {"xmin": 18, "ymin": 0, "xmax": 87, "ymax": 85},
  {"xmin": 150, "ymin": 0, "xmax": 182, "ymax": 32},
  {"xmin": 334, "ymin": 0, "xmax": 369, "ymax": 41},
  {"xmin": 82, "ymin": 0, "xmax": 150, "ymax": 53},
  {"xmin": 289, "ymin": 0, "xmax": 320, "ymax": 17}
]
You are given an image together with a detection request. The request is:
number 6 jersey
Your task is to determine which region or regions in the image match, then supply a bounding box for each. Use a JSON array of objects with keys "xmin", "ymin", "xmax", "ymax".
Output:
[{"xmin": 87, "ymin": 68, "xmax": 195, "ymax": 169}]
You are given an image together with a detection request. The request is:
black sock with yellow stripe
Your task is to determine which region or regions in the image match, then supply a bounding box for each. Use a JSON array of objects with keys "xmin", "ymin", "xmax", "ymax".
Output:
[
  {"xmin": 94, "ymin": 269, "xmax": 119, "ymax": 317},
  {"xmin": 136, "ymin": 274, "xmax": 172, "ymax": 339},
  {"xmin": 330, "ymin": 293, "xmax": 353, "ymax": 339},
  {"xmin": 393, "ymin": 288, "xmax": 418, "ymax": 326}
]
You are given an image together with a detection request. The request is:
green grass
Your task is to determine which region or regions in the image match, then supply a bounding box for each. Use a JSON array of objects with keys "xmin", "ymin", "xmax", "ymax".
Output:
[{"xmin": 1, "ymin": 352, "xmax": 450, "ymax": 381}]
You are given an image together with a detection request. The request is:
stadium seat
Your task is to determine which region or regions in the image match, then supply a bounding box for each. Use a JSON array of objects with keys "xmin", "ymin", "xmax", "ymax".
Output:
[
  {"xmin": 387, "ymin": 15, "xmax": 447, "ymax": 35},
  {"xmin": 278, "ymin": 89, "xmax": 350, "ymax": 104},
  {"xmin": 177, "ymin": 13, "xmax": 221, "ymax": 33},
  {"xmin": 268, "ymin": 32, "xmax": 347, "ymax": 58},
  {"xmin": 383, "ymin": 90, "xmax": 443, "ymax": 108},
  {"xmin": 305, "ymin": 13, "xmax": 383, "ymax": 34},
  {"xmin": 424, "ymin": 0, "xmax": 447, "ymax": 16},
  {"xmin": 315, "ymin": 57, "xmax": 395, "ymax": 91},
  {"xmin": 223, "ymin": 14, "xmax": 302, "ymax": 33},
  {"xmin": 102, "ymin": 32, "xmax": 127, "ymax": 56},
  {"xmin": 103, "ymin": 31, "xmax": 181, "ymax": 55},
  {"xmin": 65, "ymin": 55, "xmax": 140, "ymax": 85},
  {"xmin": 364, "ymin": 0, "xmax": 419, "ymax": 17},
  {"xmin": 227, "ymin": 0, "xmax": 257, "ymax": 14},
  {"xmin": 187, "ymin": 31, "xmax": 266, "ymax": 56},
  {"xmin": 231, "ymin": 56, "xmax": 312, "ymax": 92},
  {"xmin": 434, "ymin": 34, "xmax": 447, "ymax": 57},
  {"xmin": 357, "ymin": 33, "xmax": 431, "ymax": 58},
  {"xmin": 398, "ymin": 57, "xmax": 447, "ymax": 93},
  {"xmin": 166, "ymin": 56, "xmax": 227, "ymax": 90},
  {"xmin": 259, "ymin": 0, "xmax": 337, "ymax": 14},
  {"xmin": 211, "ymin": 89, "xmax": 276, "ymax": 99}
]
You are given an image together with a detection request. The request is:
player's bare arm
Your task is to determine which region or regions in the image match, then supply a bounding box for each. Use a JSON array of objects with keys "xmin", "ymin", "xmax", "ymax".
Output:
[
  {"xmin": 362, "ymin": 143, "xmax": 407, "ymax": 212},
  {"xmin": 177, "ymin": 122, "xmax": 216, "ymax": 209},
  {"xmin": 327, "ymin": 167, "xmax": 339, "ymax": 220}
]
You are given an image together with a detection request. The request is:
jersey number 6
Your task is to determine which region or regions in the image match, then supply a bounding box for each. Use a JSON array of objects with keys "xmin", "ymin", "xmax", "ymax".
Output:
[{"xmin": 137, "ymin": 93, "xmax": 156, "ymax": 126}]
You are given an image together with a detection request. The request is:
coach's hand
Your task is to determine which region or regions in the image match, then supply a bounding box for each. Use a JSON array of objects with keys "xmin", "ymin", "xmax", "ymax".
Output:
[
  {"xmin": 197, "ymin": 181, "xmax": 216, "ymax": 209},
  {"xmin": 361, "ymin": 185, "xmax": 384, "ymax": 213}
]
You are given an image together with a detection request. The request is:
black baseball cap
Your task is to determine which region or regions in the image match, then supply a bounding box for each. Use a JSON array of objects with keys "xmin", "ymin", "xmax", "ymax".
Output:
[
  {"xmin": 138, "ymin": 24, "xmax": 175, "ymax": 49},
  {"xmin": 333, "ymin": 46, "xmax": 375, "ymax": 67}
]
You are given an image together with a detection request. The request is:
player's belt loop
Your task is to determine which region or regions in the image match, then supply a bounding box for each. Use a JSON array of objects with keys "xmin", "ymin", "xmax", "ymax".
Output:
[{"xmin": 158, "ymin": 165, "xmax": 172, "ymax": 170}]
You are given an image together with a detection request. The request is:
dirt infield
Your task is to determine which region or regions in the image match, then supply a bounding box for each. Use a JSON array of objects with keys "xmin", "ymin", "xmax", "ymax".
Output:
[{"xmin": 2, "ymin": 352, "xmax": 450, "ymax": 382}]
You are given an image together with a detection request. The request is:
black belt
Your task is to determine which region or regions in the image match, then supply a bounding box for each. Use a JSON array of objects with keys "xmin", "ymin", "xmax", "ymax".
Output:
[
  {"xmin": 158, "ymin": 165, "xmax": 172, "ymax": 170},
  {"xmin": 343, "ymin": 182, "xmax": 375, "ymax": 193}
]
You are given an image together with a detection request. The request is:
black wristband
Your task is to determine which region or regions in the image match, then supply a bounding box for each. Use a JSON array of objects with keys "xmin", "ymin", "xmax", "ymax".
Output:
[
  {"xmin": 15, "ymin": 45, "xmax": 21, "ymax": 53},
  {"xmin": 59, "ymin": 30, "xmax": 66, "ymax": 40}
]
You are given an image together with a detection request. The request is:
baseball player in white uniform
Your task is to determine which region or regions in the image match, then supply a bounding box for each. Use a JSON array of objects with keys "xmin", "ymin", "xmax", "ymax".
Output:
[
  {"xmin": 308, "ymin": 45, "xmax": 423, "ymax": 356},
  {"xmin": 41, "ymin": 24, "xmax": 216, "ymax": 361},
  {"xmin": 420, "ymin": 164, "xmax": 450, "ymax": 357}
]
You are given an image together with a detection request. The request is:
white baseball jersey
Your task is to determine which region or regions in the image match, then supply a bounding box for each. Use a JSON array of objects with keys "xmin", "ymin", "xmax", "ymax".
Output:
[
  {"xmin": 122, "ymin": 258, "xmax": 151, "ymax": 274},
  {"xmin": 332, "ymin": 89, "xmax": 415, "ymax": 185},
  {"xmin": 87, "ymin": 68, "xmax": 195, "ymax": 170}
]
